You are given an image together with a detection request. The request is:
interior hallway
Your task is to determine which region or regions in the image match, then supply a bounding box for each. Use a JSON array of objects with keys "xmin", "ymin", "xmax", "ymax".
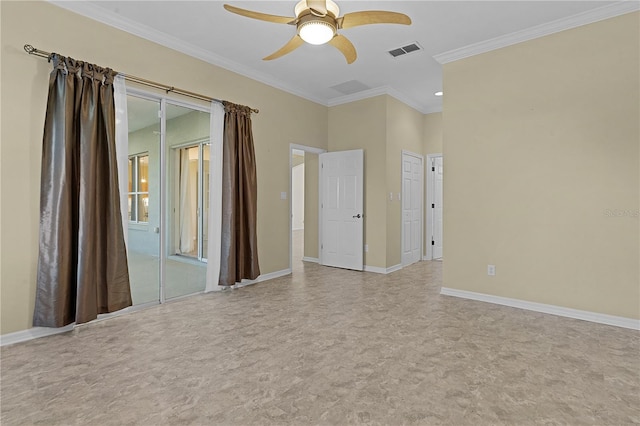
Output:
[
  {"xmin": 292, "ymin": 228, "xmax": 304, "ymax": 273},
  {"xmin": 1, "ymin": 260, "xmax": 638, "ymax": 425}
]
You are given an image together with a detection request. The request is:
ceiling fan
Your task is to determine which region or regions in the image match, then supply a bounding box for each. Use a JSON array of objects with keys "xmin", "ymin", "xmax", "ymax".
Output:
[{"xmin": 223, "ymin": 0, "xmax": 411, "ymax": 64}]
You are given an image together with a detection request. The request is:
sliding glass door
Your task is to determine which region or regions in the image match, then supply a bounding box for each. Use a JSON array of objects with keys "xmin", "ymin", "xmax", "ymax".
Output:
[
  {"xmin": 165, "ymin": 102, "xmax": 210, "ymax": 299},
  {"xmin": 125, "ymin": 94, "xmax": 211, "ymax": 304},
  {"xmin": 126, "ymin": 95, "xmax": 161, "ymax": 305}
]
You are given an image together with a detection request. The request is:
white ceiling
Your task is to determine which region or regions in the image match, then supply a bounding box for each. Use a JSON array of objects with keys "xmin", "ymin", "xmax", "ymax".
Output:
[{"xmin": 54, "ymin": 1, "xmax": 634, "ymax": 113}]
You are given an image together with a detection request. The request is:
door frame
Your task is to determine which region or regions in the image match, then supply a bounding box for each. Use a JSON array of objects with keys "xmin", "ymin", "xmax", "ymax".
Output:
[
  {"xmin": 425, "ymin": 153, "xmax": 443, "ymax": 260},
  {"xmin": 401, "ymin": 150, "xmax": 424, "ymax": 266},
  {"xmin": 289, "ymin": 143, "xmax": 326, "ymax": 271}
]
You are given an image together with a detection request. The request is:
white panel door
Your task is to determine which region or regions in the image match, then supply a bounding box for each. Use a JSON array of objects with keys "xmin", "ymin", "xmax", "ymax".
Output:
[
  {"xmin": 402, "ymin": 153, "xmax": 422, "ymax": 266},
  {"xmin": 433, "ymin": 157, "xmax": 443, "ymax": 259},
  {"xmin": 320, "ymin": 149, "xmax": 364, "ymax": 271}
]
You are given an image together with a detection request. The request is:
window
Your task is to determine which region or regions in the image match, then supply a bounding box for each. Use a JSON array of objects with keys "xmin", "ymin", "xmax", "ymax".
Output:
[{"xmin": 128, "ymin": 153, "xmax": 149, "ymax": 223}]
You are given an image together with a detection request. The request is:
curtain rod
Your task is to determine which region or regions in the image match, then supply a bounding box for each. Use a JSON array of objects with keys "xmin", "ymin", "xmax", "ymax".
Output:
[{"xmin": 24, "ymin": 44, "xmax": 259, "ymax": 114}]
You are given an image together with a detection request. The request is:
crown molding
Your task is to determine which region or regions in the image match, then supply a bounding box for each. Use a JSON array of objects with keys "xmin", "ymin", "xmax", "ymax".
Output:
[
  {"xmin": 48, "ymin": 1, "xmax": 441, "ymax": 114},
  {"xmin": 434, "ymin": 1, "xmax": 640, "ymax": 64},
  {"xmin": 387, "ymin": 87, "xmax": 437, "ymax": 114},
  {"xmin": 48, "ymin": 0, "xmax": 326, "ymax": 106},
  {"xmin": 328, "ymin": 86, "xmax": 440, "ymax": 114},
  {"xmin": 421, "ymin": 105, "xmax": 444, "ymax": 114},
  {"xmin": 327, "ymin": 86, "xmax": 388, "ymax": 107}
]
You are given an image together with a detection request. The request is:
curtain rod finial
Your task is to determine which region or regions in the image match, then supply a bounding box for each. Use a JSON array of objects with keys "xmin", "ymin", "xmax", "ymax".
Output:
[{"xmin": 24, "ymin": 44, "xmax": 54, "ymax": 62}]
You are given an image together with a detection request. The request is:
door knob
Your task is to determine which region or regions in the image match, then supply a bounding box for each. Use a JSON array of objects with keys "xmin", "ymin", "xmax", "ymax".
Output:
[{"xmin": 353, "ymin": 214, "xmax": 362, "ymax": 218}]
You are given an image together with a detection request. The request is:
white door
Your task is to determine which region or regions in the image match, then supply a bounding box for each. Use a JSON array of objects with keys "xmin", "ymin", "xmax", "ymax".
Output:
[
  {"xmin": 320, "ymin": 149, "xmax": 364, "ymax": 271},
  {"xmin": 432, "ymin": 157, "xmax": 443, "ymax": 259},
  {"xmin": 402, "ymin": 152, "xmax": 422, "ymax": 266}
]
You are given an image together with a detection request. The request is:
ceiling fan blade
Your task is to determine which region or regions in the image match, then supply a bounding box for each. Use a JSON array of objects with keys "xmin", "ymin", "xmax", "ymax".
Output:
[
  {"xmin": 328, "ymin": 34, "xmax": 357, "ymax": 64},
  {"xmin": 223, "ymin": 4, "xmax": 295, "ymax": 25},
  {"xmin": 263, "ymin": 35, "xmax": 305, "ymax": 61},
  {"xmin": 338, "ymin": 11, "xmax": 411, "ymax": 29},
  {"xmin": 306, "ymin": 0, "xmax": 327, "ymax": 17}
]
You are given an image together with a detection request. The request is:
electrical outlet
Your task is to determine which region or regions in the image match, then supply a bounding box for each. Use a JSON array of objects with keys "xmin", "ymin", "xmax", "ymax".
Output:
[
  {"xmin": 280, "ymin": 192, "xmax": 287, "ymax": 200},
  {"xmin": 364, "ymin": 244, "xmax": 369, "ymax": 252},
  {"xmin": 487, "ymin": 265, "xmax": 496, "ymax": 276},
  {"xmin": 389, "ymin": 192, "xmax": 393, "ymax": 201}
]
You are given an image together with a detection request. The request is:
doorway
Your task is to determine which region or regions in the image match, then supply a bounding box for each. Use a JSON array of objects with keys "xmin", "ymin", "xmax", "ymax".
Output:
[
  {"xmin": 401, "ymin": 151, "xmax": 423, "ymax": 267},
  {"xmin": 426, "ymin": 154, "xmax": 443, "ymax": 260},
  {"xmin": 289, "ymin": 144, "xmax": 325, "ymax": 273}
]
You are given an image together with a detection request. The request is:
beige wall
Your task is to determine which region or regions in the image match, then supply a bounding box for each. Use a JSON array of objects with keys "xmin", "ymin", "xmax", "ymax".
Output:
[
  {"xmin": 328, "ymin": 96, "xmax": 388, "ymax": 268},
  {"xmin": 443, "ymin": 13, "xmax": 639, "ymax": 319},
  {"xmin": 0, "ymin": 1, "xmax": 328, "ymax": 334},
  {"xmin": 386, "ymin": 96, "xmax": 425, "ymax": 267},
  {"xmin": 423, "ymin": 112, "xmax": 443, "ymax": 155}
]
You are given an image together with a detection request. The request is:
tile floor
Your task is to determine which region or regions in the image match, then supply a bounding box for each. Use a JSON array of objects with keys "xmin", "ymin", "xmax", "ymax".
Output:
[{"xmin": 1, "ymin": 247, "xmax": 638, "ymax": 425}]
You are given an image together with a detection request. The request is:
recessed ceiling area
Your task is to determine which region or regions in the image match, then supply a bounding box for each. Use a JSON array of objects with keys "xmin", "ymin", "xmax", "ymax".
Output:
[{"xmin": 54, "ymin": 1, "xmax": 630, "ymax": 113}]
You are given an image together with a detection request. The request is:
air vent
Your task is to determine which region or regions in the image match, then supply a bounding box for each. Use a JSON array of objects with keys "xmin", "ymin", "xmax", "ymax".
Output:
[
  {"xmin": 388, "ymin": 42, "xmax": 422, "ymax": 58},
  {"xmin": 329, "ymin": 80, "xmax": 371, "ymax": 95}
]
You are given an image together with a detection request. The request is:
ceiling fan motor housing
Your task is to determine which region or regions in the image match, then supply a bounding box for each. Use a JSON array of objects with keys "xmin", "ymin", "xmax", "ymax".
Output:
[{"xmin": 294, "ymin": 0, "xmax": 340, "ymax": 18}]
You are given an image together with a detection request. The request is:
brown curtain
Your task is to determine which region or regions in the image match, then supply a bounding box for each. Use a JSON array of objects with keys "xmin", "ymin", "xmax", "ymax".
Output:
[
  {"xmin": 33, "ymin": 55, "xmax": 132, "ymax": 328},
  {"xmin": 219, "ymin": 101, "xmax": 260, "ymax": 285}
]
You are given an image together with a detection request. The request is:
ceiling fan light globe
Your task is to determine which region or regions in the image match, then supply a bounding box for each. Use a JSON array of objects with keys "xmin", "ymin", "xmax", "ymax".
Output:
[{"xmin": 299, "ymin": 21, "xmax": 335, "ymax": 45}]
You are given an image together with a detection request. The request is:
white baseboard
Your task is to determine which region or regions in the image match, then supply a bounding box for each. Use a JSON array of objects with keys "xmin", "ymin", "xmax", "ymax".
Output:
[
  {"xmin": 423, "ymin": 256, "xmax": 443, "ymax": 261},
  {"xmin": 440, "ymin": 287, "xmax": 640, "ymax": 330},
  {"xmin": 0, "ymin": 324, "xmax": 75, "ymax": 347},
  {"xmin": 386, "ymin": 264, "xmax": 403, "ymax": 274},
  {"xmin": 1, "ymin": 269, "xmax": 293, "ymax": 346},
  {"xmin": 364, "ymin": 265, "xmax": 386, "ymax": 274},
  {"xmin": 364, "ymin": 264, "xmax": 403, "ymax": 274},
  {"xmin": 241, "ymin": 268, "xmax": 291, "ymax": 285},
  {"xmin": 210, "ymin": 268, "xmax": 292, "ymax": 291},
  {"xmin": 303, "ymin": 259, "xmax": 400, "ymax": 273}
]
